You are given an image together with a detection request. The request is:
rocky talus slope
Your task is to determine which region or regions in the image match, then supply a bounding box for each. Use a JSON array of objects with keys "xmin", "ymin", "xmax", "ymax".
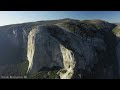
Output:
[{"xmin": 0, "ymin": 18, "xmax": 119, "ymax": 79}]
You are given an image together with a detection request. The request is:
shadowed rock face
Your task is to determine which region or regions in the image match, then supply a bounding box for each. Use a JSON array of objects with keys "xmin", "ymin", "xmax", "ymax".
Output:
[
  {"xmin": 0, "ymin": 19, "xmax": 118, "ymax": 79},
  {"xmin": 112, "ymin": 25, "xmax": 120, "ymax": 78},
  {"xmin": 0, "ymin": 29, "xmax": 23, "ymax": 65}
]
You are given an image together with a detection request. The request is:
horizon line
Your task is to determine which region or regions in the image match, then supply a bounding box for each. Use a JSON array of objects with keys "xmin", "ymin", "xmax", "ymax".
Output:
[{"xmin": 0, "ymin": 18, "xmax": 118, "ymax": 27}]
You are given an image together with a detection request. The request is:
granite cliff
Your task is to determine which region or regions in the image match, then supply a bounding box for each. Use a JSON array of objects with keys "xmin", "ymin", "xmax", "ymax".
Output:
[{"xmin": 0, "ymin": 18, "xmax": 119, "ymax": 79}]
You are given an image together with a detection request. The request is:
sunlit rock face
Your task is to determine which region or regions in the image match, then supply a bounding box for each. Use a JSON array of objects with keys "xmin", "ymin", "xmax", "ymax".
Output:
[
  {"xmin": 27, "ymin": 28, "xmax": 37, "ymax": 73},
  {"xmin": 59, "ymin": 45, "xmax": 76, "ymax": 79}
]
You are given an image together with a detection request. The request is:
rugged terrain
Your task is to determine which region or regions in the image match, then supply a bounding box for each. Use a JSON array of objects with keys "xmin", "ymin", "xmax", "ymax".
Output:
[{"xmin": 0, "ymin": 18, "xmax": 119, "ymax": 79}]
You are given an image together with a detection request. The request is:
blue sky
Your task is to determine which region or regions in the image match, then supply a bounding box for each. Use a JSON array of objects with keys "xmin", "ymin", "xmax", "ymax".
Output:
[{"xmin": 0, "ymin": 11, "xmax": 120, "ymax": 26}]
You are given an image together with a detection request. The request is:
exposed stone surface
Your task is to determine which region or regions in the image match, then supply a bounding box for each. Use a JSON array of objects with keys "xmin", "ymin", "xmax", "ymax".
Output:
[
  {"xmin": 27, "ymin": 26, "xmax": 64, "ymax": 74},
  {"xmin": 59, "ymin": 45, "xmax": 76, "ymax": 79},
  {"xmin": 26, "ymin": 24, "xmax": 115, "ymax": 79},
  {"xmin": 0, "ymin": 19, "xmax": 118, "ymax": 79}
]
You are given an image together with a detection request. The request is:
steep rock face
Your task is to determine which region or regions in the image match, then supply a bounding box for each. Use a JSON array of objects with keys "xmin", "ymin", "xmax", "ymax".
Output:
[
  {"xmin": 57, "ymin": 20, "xmax": 117, "ymax": 79},
  {"xmin": 0, "ymin": 28, "xmax": 23, "ymax": 64},
  {"xmin": 117, "ymin": 42, "xmax": 120, "ymax": 76},
  {"xmin": 0, "ymin": 18, "xmax": 118, "ymax": 79},
  {"xmin": 0, "ymin": 24, "xmax": 33, "ymax": 76},
  {"xmin": 57, "ymin": 45, "xmax": 76, "ymax": 79},
  {"xmin": 26, "ymin": 25, "xmax": 108, "ymax": 79},
  {"xmin": 27, "ymin": 26, "xmax": 64, "ymax": 74},
  {"xmin": 112, "ymin": 25, "xmax": 120, "ymax": 77}
]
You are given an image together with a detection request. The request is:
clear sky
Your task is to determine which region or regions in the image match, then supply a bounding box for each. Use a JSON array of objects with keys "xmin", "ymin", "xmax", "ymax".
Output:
[{"xmin": 0, "ymin": 11, "xmax": 120, "ymax": 26}]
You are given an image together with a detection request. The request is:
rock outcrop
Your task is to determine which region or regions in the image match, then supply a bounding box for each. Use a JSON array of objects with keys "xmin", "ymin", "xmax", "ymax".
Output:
[
  {"xmin": 26, "ymin": 22, "xmax": 116, "ymax": 79},
  {"xmin": 0, "ymin": 18, "xmax": 118, "ymax": 79},
  {"xmin": 27, "ymin": 26, "xmax": 64, "ymax": 74}
]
